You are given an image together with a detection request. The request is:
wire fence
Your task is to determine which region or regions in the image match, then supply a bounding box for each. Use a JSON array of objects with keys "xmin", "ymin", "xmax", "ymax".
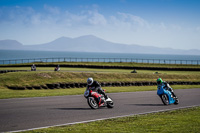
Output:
[{"xmin": 0, "ymin": 57, "xmax": 199, "ymax": 65}]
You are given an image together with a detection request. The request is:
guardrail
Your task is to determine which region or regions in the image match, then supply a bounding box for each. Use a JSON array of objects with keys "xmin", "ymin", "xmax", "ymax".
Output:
[{"xmin": 0, "ymin": 57, "xmax": 199, "ymax": 65}]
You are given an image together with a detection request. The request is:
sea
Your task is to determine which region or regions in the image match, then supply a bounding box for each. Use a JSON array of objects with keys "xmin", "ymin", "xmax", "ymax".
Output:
[{"xmin": 0, "ymin": 50, "xmax": 200, "ymax": 65}]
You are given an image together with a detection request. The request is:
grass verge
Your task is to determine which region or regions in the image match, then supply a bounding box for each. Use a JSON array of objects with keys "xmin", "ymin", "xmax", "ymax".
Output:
[
  {"xmin": 22, "ymin": 106, "xmax": 200, "ymax": 133},
  {"xmin": 1, "ymin": 70, "xmax": 200, "ymax": 87},
  {"xmin": 1, "ymin": 67, "xmax": 200, "ymax": 75},
  {"xmin": 0, "ymin": 85, "xmax": 200, "ymax": 99}
]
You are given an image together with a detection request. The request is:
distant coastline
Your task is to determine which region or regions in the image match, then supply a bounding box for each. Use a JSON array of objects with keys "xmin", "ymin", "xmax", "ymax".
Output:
[{"xmin": 0, "ymin": 35, "xmax": 200, "ymax": 55}]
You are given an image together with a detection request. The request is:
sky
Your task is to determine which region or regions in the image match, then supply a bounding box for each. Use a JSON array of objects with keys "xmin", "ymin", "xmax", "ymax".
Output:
[{"xmin": 0, "ymin": 0, "xmax": 200, "ymax": 50}]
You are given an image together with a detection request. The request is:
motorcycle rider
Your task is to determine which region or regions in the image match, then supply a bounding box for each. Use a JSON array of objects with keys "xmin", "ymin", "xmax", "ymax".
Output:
[
  {"xmin": 31, "ymin": 64, "xmax": 36, "ymax": 71},
  {"xmin": 54, "ymin": 65, "xmax": 60, "ymax": 71},
  {"xmin": 157, "ymin": 78, "xmax": 177, "ymax": 98},
  {"xmin": 86, "ymin": 77, "xmax": 108, "ymax": 100}
]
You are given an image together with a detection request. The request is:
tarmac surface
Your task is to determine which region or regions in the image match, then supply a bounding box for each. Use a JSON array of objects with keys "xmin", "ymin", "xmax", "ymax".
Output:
[{"xmin": 0, "ymin": 88, "xmax": 200, "ymax": 132}]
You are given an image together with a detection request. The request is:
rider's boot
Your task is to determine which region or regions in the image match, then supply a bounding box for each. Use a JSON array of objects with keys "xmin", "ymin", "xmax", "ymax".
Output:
[
  {"xmin": 104, "ymin": 95, "xmax": 108, "ymax": 100},
  {"xmin": 172, "ymin": 92, "xmax": 177, "ymax": 98}
]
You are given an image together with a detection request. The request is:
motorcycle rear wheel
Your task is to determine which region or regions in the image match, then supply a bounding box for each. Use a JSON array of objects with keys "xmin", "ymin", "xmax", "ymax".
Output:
[
  {"xmin": 161, "ymin": 94, "xmax": 169, "ymax": 105},
  {"xmin": 87, "ymin": 97, "xmax": 99, "ymax": 109}
]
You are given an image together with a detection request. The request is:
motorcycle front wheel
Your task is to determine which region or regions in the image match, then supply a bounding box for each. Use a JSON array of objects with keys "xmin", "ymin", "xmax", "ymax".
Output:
[
  {"xmin": 106, "ymin": 97, "xmax": 114, "ymax": 108},
  {"xmin": 107, "ymin": 101, "xmax": 114, "ymax": 108},
  {"xmin": 161, "ymin": 94, "xmax": 169, "ymax": 105},
  {"xmin": 87, "ymin": 97, "xmax": 99, "ymax": 109},
  {"xmin": 174, "ymin": 97, "xmax": 179, "ymax": 105}
]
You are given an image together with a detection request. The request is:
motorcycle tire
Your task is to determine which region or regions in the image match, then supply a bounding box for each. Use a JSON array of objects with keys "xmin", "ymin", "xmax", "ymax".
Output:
[
  {"xmin": 87, "ymin": 97, "xmax": 99, "ymax": 109},
  {"xmin": 174, "ymin": 97, "xmax": 179, "ymax": 105},
  {"xmin": 106, "ymin": 98, "xmax": 114, "ymax": 108},
  {"xmin": 161, "ymin": 94, "xmax": 169, "ymax": 105},
  {"xmin": 107, "ymin": 101, "xmax": 114, "ymax": 108}
]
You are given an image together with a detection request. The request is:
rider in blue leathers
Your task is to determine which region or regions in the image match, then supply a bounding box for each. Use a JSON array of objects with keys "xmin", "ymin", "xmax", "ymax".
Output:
[{"xmin": 157, "ymin": 78, "xmax": 177, "ymax": 98}]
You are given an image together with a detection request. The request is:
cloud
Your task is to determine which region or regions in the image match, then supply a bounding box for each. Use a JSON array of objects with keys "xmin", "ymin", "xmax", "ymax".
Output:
[
  {"xmin": 0, "ymin": 5, "xmax": 199, "ymax": 49},
  {"xmin": 0, "ymin": 6, "xmax": 34, "ymax": 24},
  {"xmin": 117, "ymin": 12, "xmax": 149, "ymax": 27},
  {"xmin": 159, "ymin": 22, "xmax": 167, "ymax": 30},
  {"xmin": 30, "ymin": 13, "xmax": 42, "ymax": 25},
  {"xmin": 88, "ymin": 10, "xmax": 107, "ymax": 25},
  {"xmin": 171, "ymin": 24, "xmax": 182, "ymax": 31},
  {"xmin": 44, "ymin": 5, "xmax": 60, "ymax": 15},
  {"xmin": 0, "ymin": 5, "xmax": 150, "ymax": 30},
  {"xmin": 196, "ymin": 26, "xmax": 200, "ymax": 32},
  {"xmin": 0, "ymin": 5, "xmax": 150, "ymax": 29}
]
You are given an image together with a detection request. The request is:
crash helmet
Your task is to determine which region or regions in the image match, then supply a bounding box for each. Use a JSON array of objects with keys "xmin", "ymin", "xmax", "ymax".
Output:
[
  {"xmin": 157, "ymin": 78, "xmax": 163, "ymax": 84},
  {"xmin": 87, "ymin": 77, "xmax": 93, "ymax": 85}
]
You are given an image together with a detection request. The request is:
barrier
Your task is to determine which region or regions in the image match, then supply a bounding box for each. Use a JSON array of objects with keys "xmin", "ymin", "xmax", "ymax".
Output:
[
  {"xmin": 7, "ymin": 81, "xmax": 200, "ymax": 90},
  {"xmin": 0, "ymin": 57, "xmax": 199, "ymax": 65},
  {"xmin": 0, "ymin": 70, "xmax": 28, "ymax": 73}
]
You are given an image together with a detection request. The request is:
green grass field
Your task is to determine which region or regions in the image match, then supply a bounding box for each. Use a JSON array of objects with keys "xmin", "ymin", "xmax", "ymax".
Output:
[
  {"xmin": 1, "ymin": 69, "xmax": 200, "ymax": 87},
  {"xmin": 1, "ymin": 63, "xmax": 200, "ymax": 99},
  {"xmin": 1, "ymin": 62, "xmax": 200, "ymax": 132},
  {"xmin": 1, "ymin": 66, "xmax": 200, "ymax": 74},
  {"xmin": 22, "ymin": 106, "xmax": 200, "ymax": 133},
  {"xmin": 0, "ymin": 85, "xmax": 200, "ymax": 99}
]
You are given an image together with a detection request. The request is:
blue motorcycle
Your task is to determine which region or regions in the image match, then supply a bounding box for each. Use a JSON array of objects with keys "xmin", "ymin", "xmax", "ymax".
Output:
[{"xmin": 157, "ymin": 86, "xmax": 179, "ymax": 105}]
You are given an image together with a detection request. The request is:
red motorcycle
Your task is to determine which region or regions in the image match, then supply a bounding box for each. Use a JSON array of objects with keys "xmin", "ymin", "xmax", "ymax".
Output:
[{"xmin": 84, "ymin": 88, "xmax": 114, "ymax": 109}]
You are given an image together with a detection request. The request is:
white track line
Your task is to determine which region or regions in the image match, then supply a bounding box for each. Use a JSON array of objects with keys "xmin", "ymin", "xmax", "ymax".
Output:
[{"xmin": 8, "ymin": 104, "xmax": 200, "ymax": 133}]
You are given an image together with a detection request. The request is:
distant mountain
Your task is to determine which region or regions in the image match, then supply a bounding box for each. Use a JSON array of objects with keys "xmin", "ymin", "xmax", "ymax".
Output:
[
  {"xmin": 0, "ymin": 35, "xmax": 200, "ymax": 55},
  {"xmin": 0, "ymin": 40, "xmax": 23, "ymax": 50}
]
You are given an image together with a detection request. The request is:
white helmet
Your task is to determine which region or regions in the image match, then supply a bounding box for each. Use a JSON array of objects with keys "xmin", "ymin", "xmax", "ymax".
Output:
[{"xmin": 87, "ymin": 77, "xmax": 93, "ymax": 85}]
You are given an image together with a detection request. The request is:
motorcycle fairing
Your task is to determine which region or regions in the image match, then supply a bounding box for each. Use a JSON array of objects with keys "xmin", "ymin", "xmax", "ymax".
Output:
[{"xmin": 157, "ymin": 85, "xmax": 176, "ymax": 104}]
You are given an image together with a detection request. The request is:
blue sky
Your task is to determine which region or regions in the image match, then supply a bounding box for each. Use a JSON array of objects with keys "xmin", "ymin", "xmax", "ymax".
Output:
[{"xmin": 0, "ymin": 0, "xmax": 200, "ymax": 50}]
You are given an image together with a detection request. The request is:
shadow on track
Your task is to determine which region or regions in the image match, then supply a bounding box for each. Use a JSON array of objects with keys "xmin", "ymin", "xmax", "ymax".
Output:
[
  {"xmin": 126, "ymin": 104, "xmax": 164, "ymax": 106},
  {"xmin": 52, "ymin": 108, "xmax": 92, "ymax": 110}
]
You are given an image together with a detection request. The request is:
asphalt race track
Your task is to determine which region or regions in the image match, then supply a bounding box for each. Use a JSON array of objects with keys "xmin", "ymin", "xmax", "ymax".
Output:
[{"xmin": 0, "ymin": 88, "xmax": 200, "ymax": 132}]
